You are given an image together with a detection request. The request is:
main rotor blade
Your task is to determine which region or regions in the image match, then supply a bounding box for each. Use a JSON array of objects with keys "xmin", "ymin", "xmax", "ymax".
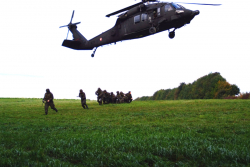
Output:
[
  {"xmin": 176, "ymin": 2, "xmax": 221, "ymax": 6},
  {"xmin": 106, "ymin": 2, "xmax": 143, "ymax": 17},
  {"xmin": 70, "ymin": 10, "xmax": 75, "ymax": 23}
]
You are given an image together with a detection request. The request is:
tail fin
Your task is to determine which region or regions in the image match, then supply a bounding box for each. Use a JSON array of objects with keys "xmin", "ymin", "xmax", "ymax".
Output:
[
  {"xmin": 60, "ymin": 10, "xmax": 89, "ymax": 50},
  {"xmin": 70, "ymin": 26, "xmax": 87, "ymax": 44}
]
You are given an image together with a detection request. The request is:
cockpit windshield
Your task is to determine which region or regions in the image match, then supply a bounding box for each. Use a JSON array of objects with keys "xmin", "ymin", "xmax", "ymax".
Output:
[
  {"xmin": 179, "ymin": 5, "xmax": 185, "ymax": 9},
  {"xmin": 171, "ymin": 3, "xmax": 182, "ymax": 9}
]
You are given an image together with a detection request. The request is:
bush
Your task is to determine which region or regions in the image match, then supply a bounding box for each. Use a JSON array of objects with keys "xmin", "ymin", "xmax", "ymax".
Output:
[{"xmin": 238, "ymin": 92, "xmax": 250, "ymax": 99}]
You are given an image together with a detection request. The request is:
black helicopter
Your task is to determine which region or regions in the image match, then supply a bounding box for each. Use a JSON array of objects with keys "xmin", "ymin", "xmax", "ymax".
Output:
[{"xmin": 59, "ymin": 0, "xmax": 221, "ymax": 57}]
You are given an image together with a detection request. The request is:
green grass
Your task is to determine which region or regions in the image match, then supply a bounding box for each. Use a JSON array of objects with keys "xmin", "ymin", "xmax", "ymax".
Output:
[{"xmin": 0, "ymin": 98, "xmax": 250, "ymax": 166}]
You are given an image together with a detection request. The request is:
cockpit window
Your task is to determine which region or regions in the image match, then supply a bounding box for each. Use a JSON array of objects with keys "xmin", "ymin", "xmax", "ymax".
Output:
[
  {"xmin": 141, "ymin": 14, "xmax": 147, "ymax": 22},
  {"xmin": 172, "ymin": 3, "xmax": 182, "ymax": 9},
  {"xmin": 134, "ymin": 15, "xmax": 140, "ymax": 24},
  {"xmin": 165, "ymin": 4, "xmax": 173, "ymax": 12},
  {"xmin": 179, "ymin": 5, "xmax": 185, "ymax": 9},
  {"xmin": 157, "ymin": 8, "xmax": 161, "ymax": 16}
]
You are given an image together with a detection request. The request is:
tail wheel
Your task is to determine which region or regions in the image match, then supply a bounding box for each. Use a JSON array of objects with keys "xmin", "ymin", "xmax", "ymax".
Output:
[{"xmin": 169, "ymin": 31, "xmax": 175, "ymax": 39}]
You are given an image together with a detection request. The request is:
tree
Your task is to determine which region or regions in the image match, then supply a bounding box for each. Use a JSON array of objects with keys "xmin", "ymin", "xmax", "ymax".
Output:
[
  {"xmin": 136, "ymin": 72, "xmax": 241, "ymax": 100},
  {"xmin": 214, "ymin": 80, "xmax": 232, "ymax": 98},
  {"xmin": 230, "ymin": 84, "xmax": 240, "ymax": 96}
]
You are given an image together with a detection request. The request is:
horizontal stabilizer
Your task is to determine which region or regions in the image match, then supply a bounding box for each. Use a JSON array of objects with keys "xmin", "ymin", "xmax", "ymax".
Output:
[{"xmin": 62, "ymin": 40, "xmax": 81, "ymax": 50}]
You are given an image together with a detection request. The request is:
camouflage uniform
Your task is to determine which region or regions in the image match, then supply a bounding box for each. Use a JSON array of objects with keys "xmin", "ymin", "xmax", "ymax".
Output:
[
  {"xmin": 43, "ymin": 89, "xmax": 58, "ymax": 115},
  {"xmin": 110, "ymin": 92, "xmax": 116, "ymax": 103},
  {"xmin": 79, "ymin": 89, "xmax": 88, "ymax": 109},
  {"xmin": 116, "ymin": 91, "xmax": 122, "ymax": 103},
  {"xmin": 95, "ymin": 88, "xmax": 103, "ymax": 105},
  {"xmin": 120, "ymin": 92, "xmax": 125, "ymax": 103},
  {"xmin": 103, "ymin": 90, "xmax": 111, "ymax": 104},
  {"xmin": 125, "ymin": 91, "xmax": 133, "ymax": 103}
]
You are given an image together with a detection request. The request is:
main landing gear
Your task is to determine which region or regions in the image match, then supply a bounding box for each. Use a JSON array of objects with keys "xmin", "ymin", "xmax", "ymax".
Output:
[
  {"xmin": 149, "ymin": 27, "xmax": 156, "ymax": 34},
  {"xmin": 91, "ymin": 47, "xmax": 98, "ymax": 57},
  {"xmin": 168, "ymin": 29, "xmax": 176, "ymax": 39}
]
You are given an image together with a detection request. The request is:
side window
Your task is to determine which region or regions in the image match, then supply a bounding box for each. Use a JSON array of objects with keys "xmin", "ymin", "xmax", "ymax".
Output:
[
  {"xmin": 134, "ymin": 15, "xmax": 140, "ymax": 24},
  {"xmin": 141, "ymin": 14, "xmax": 147, "ymax": 22},
  {"xmin": 157, "ymin": 8, "xmax": 161, "ymax": 16},
  {"xmin": 165, "ymin": 4, "xmax": 173, "ymax": 12}
]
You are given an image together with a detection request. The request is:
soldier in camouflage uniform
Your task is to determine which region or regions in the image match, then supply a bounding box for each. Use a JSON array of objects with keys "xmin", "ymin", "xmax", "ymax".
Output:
[
  {"xmin": 125, "ymin": 91, "xmax": 133, "ymax": 103},
  {"xmin": 95, "ymin": 88, "xmax": 103, "ymax": 105},
  {"xmin": 110, "ymin": 92, "xmax": 116, "ymax": 103},
  {"xmin": 43, "ymin": 89, "xmax": 58, "ymax": 115},
  {"xmin": 120, "ymin": 91, "xmax": 125, "ymax": 103},
  {"xmin": 103, "ymin": 90, "xmax": 111, "ymax": 104},
  {"xmin": 79, "ymin": 89, "xmax": 88, "ymax": 109},
  {"xmin": 116, "ymin": 91, "xmax": 122, "ymax": 103}
]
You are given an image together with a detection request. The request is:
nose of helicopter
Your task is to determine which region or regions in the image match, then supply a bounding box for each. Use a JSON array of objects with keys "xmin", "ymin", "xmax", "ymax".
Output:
[
  {"xmin": 193, "ymin": 10, "xmax": 200, "ymax": 16},
  {"xmin": 184, "ymin": 9, "xmax": 200, "ymax": 24}
]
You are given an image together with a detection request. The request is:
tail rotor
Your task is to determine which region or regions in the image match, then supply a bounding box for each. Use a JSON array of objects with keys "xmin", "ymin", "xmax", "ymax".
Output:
[{"xmin": 59, "ymin": 10, "xmax": 81, "ymax": 39}]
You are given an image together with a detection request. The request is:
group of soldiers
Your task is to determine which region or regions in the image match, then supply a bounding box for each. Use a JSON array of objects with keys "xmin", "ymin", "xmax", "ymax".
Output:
[
  {"xmin": 43, "ymin": 88, "xmax": 88, "ymax": 115},
  {"xmin": 42, "ymin": 87, "xmax": 133, "ymax": 115},
  {"xmin": 95, "ymin": 88, "xmax": 133, "ymax": 105}
]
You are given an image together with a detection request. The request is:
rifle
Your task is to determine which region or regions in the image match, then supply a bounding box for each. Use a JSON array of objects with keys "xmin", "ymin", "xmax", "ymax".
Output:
[{"xmin": 42, "ymin": 99, "xmax": 53, "ymax": 105}]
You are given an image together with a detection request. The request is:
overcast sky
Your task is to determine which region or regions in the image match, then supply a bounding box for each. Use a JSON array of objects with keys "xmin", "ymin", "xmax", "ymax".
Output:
[{"xmin": 0, "ymin": 0, "xmax": 249, "ymax": 100}]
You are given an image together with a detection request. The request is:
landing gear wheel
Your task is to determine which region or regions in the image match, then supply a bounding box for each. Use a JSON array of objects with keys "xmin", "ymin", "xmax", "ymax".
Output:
[
  {"xmin": 149, "ymin": 27, "xmax": 156, "ymax": 34},
  {"xmin": 91, "ymin": 47, "xmax": 98, "ymax": 58},
  {"xmin": 169, "ymin": 31, "xmax": 175, "ymax": 39}
]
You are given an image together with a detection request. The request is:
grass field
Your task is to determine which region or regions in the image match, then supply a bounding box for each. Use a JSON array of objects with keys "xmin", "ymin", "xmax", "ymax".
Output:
[{"xmin": 0, "ymin": 98, "xmax": 250, "ymax": 166}]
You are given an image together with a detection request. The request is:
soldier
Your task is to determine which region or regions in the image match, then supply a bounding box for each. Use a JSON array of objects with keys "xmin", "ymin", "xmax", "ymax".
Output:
[
  {"xmin": 125, "ymin": 91, "xmax": 133, "ymax": 103},
  {"xmin": 43, "ymin": 89, "xmax": 58, "ymax": 115},
  {"xmin": 95, "ymin": 88, "xmax": 103, "ymax": 105},
  {"xmin": 116, "ymin": 91, "xmax": 122, "ymax": 103},
  {"xmin": 79, "ymin": 89, "xmax": 88, "ymax": 109},
  {"xmin": 103, "ymin": 90, "xmax": 111, "ymax": 104},
  {"xmin": 120, "ymin": 91, "xmax": 125, "ymax": 103},
  {"xmin": 110, "ymin": 92, "xmax": 116, "ymax": 103}
]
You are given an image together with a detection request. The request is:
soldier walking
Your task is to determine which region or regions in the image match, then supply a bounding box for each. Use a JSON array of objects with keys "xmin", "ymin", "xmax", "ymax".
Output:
[
  {"xmin": 79, "ymin": 89, "xmax": 88, "ymax": 109},
  {"xmin": 43, "ymin": 89, "xmax": 58, "ymax": 115}
]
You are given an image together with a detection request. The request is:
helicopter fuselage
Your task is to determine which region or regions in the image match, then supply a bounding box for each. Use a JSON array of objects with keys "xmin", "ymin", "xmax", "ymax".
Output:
[{"xmin": 62, "ymin": 2, "xmax": 199, "ymax": 51}]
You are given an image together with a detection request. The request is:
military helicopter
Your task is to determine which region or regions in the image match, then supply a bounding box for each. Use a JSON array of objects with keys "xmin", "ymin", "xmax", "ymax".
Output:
[{"xmin": 59, "ymin": 0, "xmax": 221, "ymax": 57}]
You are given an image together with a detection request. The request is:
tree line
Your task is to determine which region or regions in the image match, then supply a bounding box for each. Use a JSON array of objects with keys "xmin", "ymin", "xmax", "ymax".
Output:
[{"xmin": 136, "ymin": 72, "xmax": 241, "ymax": 101}]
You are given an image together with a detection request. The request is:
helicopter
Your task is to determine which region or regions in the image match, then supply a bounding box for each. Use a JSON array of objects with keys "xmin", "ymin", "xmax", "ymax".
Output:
[{"xmin": 59, "ymin": 0, "xmax": 221, "ymax": 57}]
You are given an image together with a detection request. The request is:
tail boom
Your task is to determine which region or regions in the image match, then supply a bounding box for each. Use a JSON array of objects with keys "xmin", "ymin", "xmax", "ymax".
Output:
[{"xmin": 62, "ymin": 28, "xmax": 93, "ymax": 50}]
